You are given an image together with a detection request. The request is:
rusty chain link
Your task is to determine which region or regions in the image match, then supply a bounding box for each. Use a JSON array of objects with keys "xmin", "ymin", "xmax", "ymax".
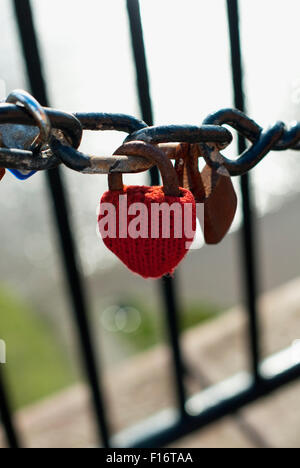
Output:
[{"xmin": 1, "ymin": 90, "xmax": 300, "ymax": 177}]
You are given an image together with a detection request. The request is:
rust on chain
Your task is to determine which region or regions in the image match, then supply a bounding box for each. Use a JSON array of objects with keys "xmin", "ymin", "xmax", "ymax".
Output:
[
  {"xmin": 85, "ymin": 143, "xmax": 190, "ymax": 175},
  {"xmin": 2, "ymin": 90, "xmax": 300, "ymax": 176}
]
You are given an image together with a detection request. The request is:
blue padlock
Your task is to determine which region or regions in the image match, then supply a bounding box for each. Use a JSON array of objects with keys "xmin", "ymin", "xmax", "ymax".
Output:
[{"xmin": 9, "ymin": 169, "xmax": 37, "ymax": 180}]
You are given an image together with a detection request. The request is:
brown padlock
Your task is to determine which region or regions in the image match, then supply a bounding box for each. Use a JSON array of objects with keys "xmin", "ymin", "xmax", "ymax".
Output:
[
  {"xmin": 0, "ymin": 168, "xmax": 5, "ymax": 181},
  {"xmin": 185, "ymin": 143, "xmax": 237, "ymax": 244}
]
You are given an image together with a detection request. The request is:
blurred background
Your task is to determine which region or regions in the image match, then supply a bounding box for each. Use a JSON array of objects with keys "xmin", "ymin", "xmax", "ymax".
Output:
[{"xmin": 0, "ymin": 0, "xmax": 300, "ymax": 448}]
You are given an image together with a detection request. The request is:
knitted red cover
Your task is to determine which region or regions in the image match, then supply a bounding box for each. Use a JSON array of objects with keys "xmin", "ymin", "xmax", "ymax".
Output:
[
  {"xmin": 0, "ymin": 168, "xmax": 5, "ymax": 181},
  {"xmin": 98, "ymin": 185, "xmax": 196, "ymax": 279}
]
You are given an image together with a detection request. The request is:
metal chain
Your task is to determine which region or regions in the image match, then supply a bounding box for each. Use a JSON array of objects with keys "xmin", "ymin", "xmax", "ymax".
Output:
[{"xmin": 1, "ymin": 91, "xmax": 300, "ymax": 177}]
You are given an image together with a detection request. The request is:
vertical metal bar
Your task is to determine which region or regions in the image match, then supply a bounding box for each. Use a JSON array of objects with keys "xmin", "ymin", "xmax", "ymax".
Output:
[
  {"xmin": 13, "ymin": 0, "xmax": 111, "ymax": 446},
  {"xmin": 0, "ymin": 368, "xmax": 20, "ymax": 448},
  {"xmin": 125, "ymin": 1, "xmax": 154, "ymax": 127},
  {"xmin": 226, "ymin": 0, "xmax": 261, "ymax": 382},
  {"xmin": 161, "ymin": 276, "xmax": 187, "ymax": 416},
  {"xmin": 126, "ymin": 0, "xmax": 187, "ymax": 416}
]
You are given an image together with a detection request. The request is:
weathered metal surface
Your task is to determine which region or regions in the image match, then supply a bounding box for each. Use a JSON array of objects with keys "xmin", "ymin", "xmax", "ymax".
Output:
[
  {"xmin": 199, "ymin": 122, "xmax": 285, "ymax": 176},
  {"xmin": 125, "ymin": 123, "xmax": 233, "ymax": 146},
  {"xmin": 0, "ymin": 104, "xmax": 82, "ymax": 148},
  {"xmin": 75, "ymin": 112, "xmax": 146, "ymax": 134},
  {"xmin": 1, "ymin": 90, "xmax": 300, "ymax": 177},
  {"xmin": 0, "ymin": 124, "xmax": 39, "ymax": 151}
]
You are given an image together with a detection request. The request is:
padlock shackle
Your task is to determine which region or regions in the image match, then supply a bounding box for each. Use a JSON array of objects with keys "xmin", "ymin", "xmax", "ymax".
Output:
[
  {"xmin": 185, "ymin": 143, "xmax": 206, "ymax": 202},
  {"xmin": 109, "ymin": 141, "xmax": 181, "ymax": 197}
]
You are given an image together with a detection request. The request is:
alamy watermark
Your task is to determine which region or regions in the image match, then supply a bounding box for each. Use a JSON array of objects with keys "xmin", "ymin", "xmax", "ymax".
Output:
[
  {"xmin": 0, "ymin": 339, "xmax": 6, "ymax": 364},
  {"xmin": 99, "ymin": 194, "xmax": 204, "ymax": 249}
]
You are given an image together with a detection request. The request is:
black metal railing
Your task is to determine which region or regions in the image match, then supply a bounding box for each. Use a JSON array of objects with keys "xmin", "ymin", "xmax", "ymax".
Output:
[
  {"xmin": 0, "ymin": 0, "xmax": 299, "ymax": 448},
  {"xmin": 226, "ymin": 0, "xmax": 261, "ymax": 383}
]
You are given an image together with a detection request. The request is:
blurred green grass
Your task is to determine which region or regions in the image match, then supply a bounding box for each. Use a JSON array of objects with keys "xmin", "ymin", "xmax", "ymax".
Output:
[
  {"xmin": 106, "ymin": 299, "xmax": 222, "ymax": 352},
  {"xmin": 0, "ymin": 286, "xmax": 222, "ymax": 410},
  {"xmin": 0, "ymin": 287, "xmax": 76, "ymax": 410}
]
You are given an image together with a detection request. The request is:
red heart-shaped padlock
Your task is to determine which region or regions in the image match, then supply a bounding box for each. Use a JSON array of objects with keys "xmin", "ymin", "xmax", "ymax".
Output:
[
  {"xmin": 98, "ymin": 142, "xmax": 196, "ymax": 279},
  {"xmin": 0, "ymin": 168, "xmax": 5, "ymax": 181}
]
